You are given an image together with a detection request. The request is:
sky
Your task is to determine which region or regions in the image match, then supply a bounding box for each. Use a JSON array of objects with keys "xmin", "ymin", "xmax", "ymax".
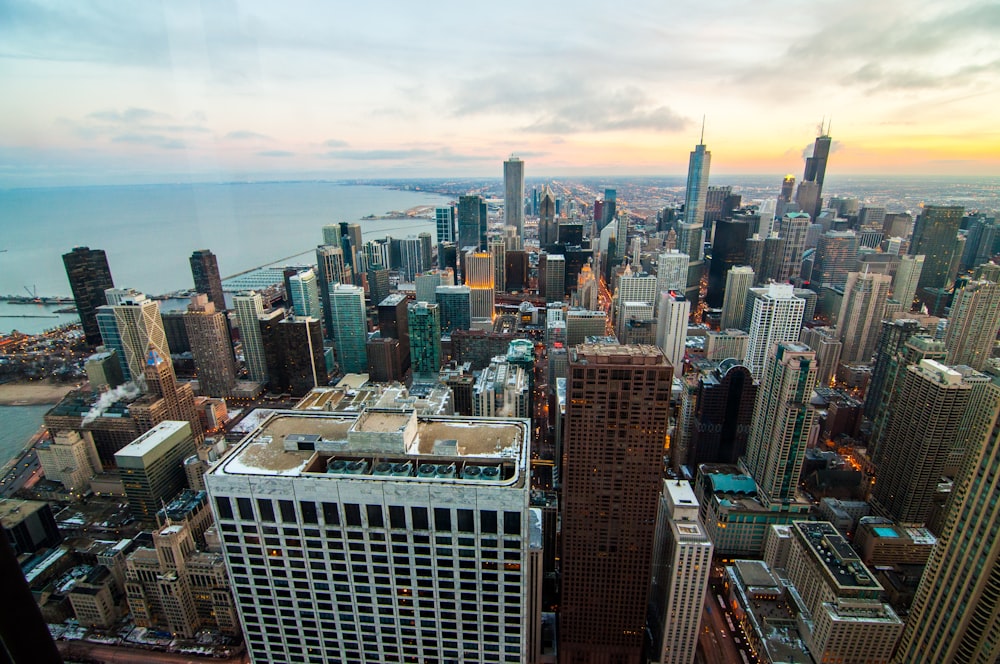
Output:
[{"xmin": 1, "ymin": 0, "xmax": 999, "ymax": 186}]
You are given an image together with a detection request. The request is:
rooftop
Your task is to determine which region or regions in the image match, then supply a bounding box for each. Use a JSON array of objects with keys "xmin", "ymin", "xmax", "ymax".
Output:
[
  {"xmin": 795, "ymin": 521, "xmax": 883, "ymax": 592},
  {"xmin": 0, "ymin": 498, "xmax": 49, "ymax": 528},
  {"xmin": 114, "ymin": 421, "xmax": 191, "ymax": 461}
]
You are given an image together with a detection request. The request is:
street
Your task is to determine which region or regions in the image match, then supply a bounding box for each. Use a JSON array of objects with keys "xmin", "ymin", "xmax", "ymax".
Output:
[
  {"xmin": 58, "ymin": 640, "xmax": 248, "ymax": 664},
  {"xmin": 698, "ymin": 588, "xmax": 755, "ymax": 664}
]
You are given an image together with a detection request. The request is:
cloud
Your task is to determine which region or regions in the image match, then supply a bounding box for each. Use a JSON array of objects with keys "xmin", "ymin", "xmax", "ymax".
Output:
[
  {"xmin": 322, "ymin": 146, "xmax": 492, "ymax": 163},
  {"xmin": 452, "ymin": 74, "xmax": 690, "ymax": 135},
  {"xmin": 111, "ymin": 134, "xmax": 185, "ymax": 149},
  {"xmin": 323, "ymin": 139, "xmax": 350, "ymax": 148},
  {"xmin": 226, "ymin": 130, "xmax": 271, "ymax": 140},
  {"xmin": 257, "ymin": 150, "xmax": 294, "ymax": 157},
  {"xmin": 87, "ymin": 108, "xmax": 168, "ymax": 124}
]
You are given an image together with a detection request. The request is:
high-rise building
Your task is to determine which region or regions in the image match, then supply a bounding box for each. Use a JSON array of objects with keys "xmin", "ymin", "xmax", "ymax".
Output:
[
  {"xmin": 799, "ymin": 326, "xmax": 842, "ymax": 387},
  {"xmin": 287, "ymin": 268, "xmax": 321, "ymax": 319},
  {"xmin": 892, "ymin": 381, "xmax": 1000, "ymax": 663},
  {"xmin": 656, "ymin": 250, "xmax": 689, "ymax": 301},
  {"xmin": 892, "ymin": 254, "xmax": 924, "ymax": 312},
  {"xmin": 205, "ymin": 409, "xmax": 533, "ymax": 663},
  {"xmin": 541, "ymin": 253, "xmax": 566, "ymax": 303},
  {"xmin": 742, "ymin": 342, "xmax": 818, "ymax": 507},
  {"xmin": 233, "ymin": 291, "xmax": 268, "ymax": 383},
  {"xmin": 703, "ymin": 329, "xmax": 749, "ymax": 362},
  {"xmin": 458, "ymin": 194, "xmax": 487, "ymax": 251},
  {"xmin": 599, "ymin": 188, "xmax": 617, "ymax": 233},
  {"xmin": 36, "ymin": 430, "xmax": 101, "ymax": 495},
  {"xmin": 689, "ymin": 360, "xmax": 757, "ymax": 467},
  {"xmin": 720, "ymin": 266, "xmax": 755, "ymax": 330},
  {"xmin": 504, "ymin": 156, "xmax": 525, "ymax": 237},
  {"xmin": 329, "ymin": 284, "xmax": 368, "ymax": 375},
  {"xmin": 63, "ymin": 246, "xmax": 115, "ymax": 346},
  {"xmin": 473, "ymin": 355, "xmax": 530, "ymax": 419},
  {"xmin": 189, "ymin": 249, "xmax": 226, "ymax": 312},
  {"xmin": 464, "ymin": 251, "xmax": 495, "ymax": 321},
  {"xmin": 115, "ymin": 420, "xmax": 197, "ymax": 522},
  {"xmin": 783, "ymin": 522, "xmax": 903, "ymax": 663},
  {"xmin": 99, "ymin": 288, "xmax": 170, "ymax": 386},
  {"xmin": 398, "ymin": 236, "xmax": 427, "ymax": 282},
  {"xmin": 260, "ymin": 313, "xmax": 327, "ymax": 396},
  {"xmin": 837, "ymin": 270, "xmax": 892, "ymax": 364},
  {"xmin": 435, "ymin": 205, "xmax": 456, "ymax": 244},
  {"xmin": 539, "ymin": 184, "xmax": 557, "ymax": 247},
  {"xmin": 911, "ymin": 205, "xmax": 964, "ymax": 301},
  {"xmin": 656, "ymin": 290, "xmax": 690, "ymax": 370},
  {"xmin": 138, "ymin": 348, "xmax": 204, "ymax": 441},
  {"xmin": 797, "ymin": 131, "xmax": 832, "ymax": 220},
  {"xmin": 777, "ymin": 213, "xmax": 812, "ymax": 284},
  {"xmin": 814, "ymin": 230, "xmax": 859, "ymax": 287},
  {"xmin": 864, "ymin": 319, "xmax": 927, "ymax": 420},
  {"xmin": 184, "ymin": 295, "xmax": 237, "ymax": 396},
  {"xmin": 560, "ymin": 344, "xmax": 672, "ymax": 663},
  {"xmin": 872, "ymin": 360, "xmax": 976, "ymax": 525},
  {"xmin": 707, "ymin": 219, "xmax": 750, "ymax": 306},
  {"xmin": 408, "ymin": 301, "xmax": 441, "ymax": 377},
  {"xmin": 683, "ymin": 137, "xmax": 711, "ymax": 261},
  {"xmin": 743, "ymin": 283, "xmax": 806, "ymax": 378},
  {"xmin": 436, "ymin": 285, "xmax": 472, "ymax": 333},
  {"xmin": 945, "ymin": 279, "xmax": 1000, "ymax": 370},
  {"xmin": 488, "ymin": 237, "xmax": 506, "ymax": 294},
  {"xmin": 316, "ymin": 245, "xmax": 349, "ymax": 337},
  {"xmin": 646, "ymin": 480, "xmax": 713, "ymax": 664}
]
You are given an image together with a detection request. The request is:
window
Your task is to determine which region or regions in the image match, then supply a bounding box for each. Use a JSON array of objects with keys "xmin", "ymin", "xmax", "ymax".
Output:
[
  {"xmin": 257, "ymin": 498, "xmax": 275, "ymax": 522},
  {"xmin": 215, "ymin": 496, "xmax": 233, "ymax": 519},
  {"xmin": 411, "ymin": 507, "xmax": 429, "ymax": 530},
  {"xmin": 389, "ymin": 505, "xmax": 406, "ymax": 529},
  {"xmin": 279, "ymin": 500, "xmax": 296, "ymax": 522},
  {"xmin": 301, "ymin": 501, "xmax": 318, "ymax": 524},
  {"xmin": 367, "ymin": 504, "xmax": 384, "ymax": 528},
  {"xmin": 434, "ymin": 508, "xmax": 451, "ymax": 531},
  {"xmin": 504, "ymin": 511, "xmax": 520, "ymax": 535},
  {"xmin": 237, "ymin": 497, "xmax": 253, "ymax": 520},
  {"xmin": 457, "ymin": 509, "xmax": 475, "ymax": 533},
  {"xmin": 345, "ymin": 503, "xmax": 362, "ymax": 527},
  {"xmin": 322, "ymin": 502, "xmax": 340, "ymax": 525}
]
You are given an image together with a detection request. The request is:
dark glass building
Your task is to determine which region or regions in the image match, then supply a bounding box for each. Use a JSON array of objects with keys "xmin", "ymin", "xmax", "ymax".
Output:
[
  {"xmin": 62, "ymin": 246, "xmax": 115, "ymax": 345},
  {"xmin": 189, "ymin": 249, "xmax": 226, "ymax": 312}
]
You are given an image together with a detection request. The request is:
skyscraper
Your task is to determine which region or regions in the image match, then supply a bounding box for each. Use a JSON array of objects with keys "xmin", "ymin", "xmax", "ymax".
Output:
[
  {"xmin": 407, "ymin": 301, "xmax": 441, "ymax": 377},
  {"xmin": 100, "ymin": 288, "xmax": 171, "ymax": 387},
  {"xmin": 911, "ymin": 205, "xmax": 964, "ymax": 303},
  {"xmin": 872, "ymin": 360, "xmax": 975, "ymax": 525},
  {"xmin": 645, "ymin": 480, "xmax": 713, "ymax": 664},
  {"xmin": 435, "ymin": 285, "xmax": 472, "ymax": 333},
  {"xmin": 743, "ymin": 283, "xmax": 806, "ymax": 378},
  {"xmin": 435, "ymin": 205, "xmax": 455, "ymax": 244},
  {"xmin": 706, "ymin": 219, "xmax": 749, "ymax": 306},
  {"xmin": 189, "ymin": 249, "xmax": 226, "ymax": 312},
  {"xmin": 538, "ymin": 184, "xmax": 557, "ymax": 247},
  {"xmin": 682, "ymin": 135, "xmax": 711, "ymax": 261},
  {"xmin": 63, "ymin": 246, "xmax": 115, "ymax": 346},
  {"xmin": 743, "ymin": 342, "xmax": 818, "ymax": 507},
  {"xmin": 813, "ymin": 230, "xmax": 859, "ymax": 288},
  {"xmin": 329, "ymin": 284, "xmax": 368, "ymax": 374},
  {"xmin": 205, "ymin": 409, "xmax": 533, "ymax": 664},
  {"xmin": 560, "ymin": 343, "xmax": 672, "ymax": 663},
  {"xmin": 797, "ymin": 129, "xmax": 832, "ymax": 220},
  {"xmin": 232, "ymin": 291, "xmax": 268, "ymax": 383},
  {"xmin": 139, "ymin": 348, "xmax": 204, "ymax": 443},
  {"xmin": 656, "ymin": 290, "xmax": 690, "ymax": 370},
  {"xmin": 720, "ymin": 266, "xmax": 754, "ymax": 330},
  {"xmin": 115, "ymin": 420, "xmax": 196, "ymax": 522},
  {"xmin": 504, "ymin": 156, "xmax": 525, "ymax": 237},
  {"xmin": 183, "ymin": 295, "xmax": 237, "ymax": 397},
  {"xmin": 837, "ymin": 270, "xmax": 892, "ymax": 364},
  {"xmin": 945, "ymin": 279, "xmax": 1000, "ymax": 370},
  {"xmin": 260, "ymin": 313, "xmax": 327, "ymax": 396},
  {"xmin": 458, "ymin": 194, "xmax": 487, "ymax": 251},
  {"xmin": 599, "ymin": 188, "xmax": 617, "ymax": 233},
  {"xmin": 464, "ymin": 251, "xmax": 495, "ymax": 321},
  {"xmin": 656, "ymin": 250, "xmax": 689, "ymax": 300},
  {"xmin": 892, "ymin": 254, "xmax": 924, "ymax": 311},
  {"xmin": 777, "ymin": 212, "xmax": 812, "ymax": 284},
  {"xmin": 287, "ymin": 268, "xmax": 321, "ymax": 319},
  {"xmin": 689, "ymin": 360, "xmax": 757, "ymax": 467},
  {"xmin": 316, "ymin": 245, "xmax": 348, "ymax": 337},
  {"xmin": 892, "ymin": 381, "xmax": 1000, "ymax": 663}
]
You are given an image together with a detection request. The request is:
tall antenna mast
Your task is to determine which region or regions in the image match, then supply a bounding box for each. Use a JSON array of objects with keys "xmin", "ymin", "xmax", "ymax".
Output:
[{"xmin": 700, "ymin": 115, "xmax": 706, "ymax": 144}]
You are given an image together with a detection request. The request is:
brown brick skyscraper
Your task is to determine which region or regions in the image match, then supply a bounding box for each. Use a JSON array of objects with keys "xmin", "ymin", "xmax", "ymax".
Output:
[{"xmin": 560, "ymin": 343, "xmax": 673, "ymax": 664}]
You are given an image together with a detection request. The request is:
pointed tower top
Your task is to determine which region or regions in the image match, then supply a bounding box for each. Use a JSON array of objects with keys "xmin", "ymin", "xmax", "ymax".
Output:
[{"xmin": 700, "ymin": 115, "xmax": 706, "ymax": 144}]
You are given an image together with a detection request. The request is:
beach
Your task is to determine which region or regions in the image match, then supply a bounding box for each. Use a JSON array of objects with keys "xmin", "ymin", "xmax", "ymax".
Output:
[{"xmin": 0, "ymin": 381, "xmax": 77, "ymax": 406}]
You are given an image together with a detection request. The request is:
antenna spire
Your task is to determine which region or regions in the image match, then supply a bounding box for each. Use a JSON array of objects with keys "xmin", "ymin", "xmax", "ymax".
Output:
[
  {"xmin": 700, "ymin": 115, "xmax": 706, "ymax": 144},
  {"xmin": 826, "ymin": 117, "xmax": 832, "ymax": 136}
]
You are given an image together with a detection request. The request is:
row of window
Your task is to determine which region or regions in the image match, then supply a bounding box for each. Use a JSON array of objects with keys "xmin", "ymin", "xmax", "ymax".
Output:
[{"xmin": 215, "ymin": 496, "xmax": 521, "ymax": 535}]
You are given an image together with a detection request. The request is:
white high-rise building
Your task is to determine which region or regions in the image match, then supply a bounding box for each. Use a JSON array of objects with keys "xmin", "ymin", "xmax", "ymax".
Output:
[
  {"xmin": 647, "ymin": 481, "xmax": 713, "ymax": 664},
  {"xmin": 205, "ymin": 409, "xmax": 532, "ymax": 664},
  {"xmin": 720, "ymin": 266, "xmax": 755, "ymax": 330},
  {"xmin": 616, "ymin": 268, "xmax": 657, "ymax": 331},
  {"xmin": 436, "ymin": 206, "xmax": 455, "ymax": 244},
  {"xmin": 656, "ymin": 251, "xmax": 689, "ymax": 303},
  {"xmin": 892, "ymin": 254, "xmax": 924, "ymax": 312},
  {"xmin": 837, "ymin": 270, "xmax": 892, "ymax": 364},
  {"xmin": 99, "ymin": 288, "xmax": 170, "ymax": 387},
  {"xmin": 504, "ymin": 157, "xmax": 525, "ymax": 237},
  {"xmin": 656, "ymin": 291, "xmax": 690, "ymax": 369},
  {"xmin": 743, "ymin": 283, "xmax": 806, "ymax": 378},
  {"xmin": 288, "ymin": 268, "xmax": 321, "ymax": 319},
  {"xmin": 233, "ymin": 291, "xmax": 268, "ymax": 383}
]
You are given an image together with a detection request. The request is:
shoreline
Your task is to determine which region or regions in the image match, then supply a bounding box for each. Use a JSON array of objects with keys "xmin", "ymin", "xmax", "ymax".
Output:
[{"xmin": 0, "ymin": 381, "xmax": 78, "ymax": 406}]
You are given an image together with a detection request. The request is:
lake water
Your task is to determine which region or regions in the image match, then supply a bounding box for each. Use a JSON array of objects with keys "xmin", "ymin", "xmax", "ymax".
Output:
[
  {"xmin": 0, "ymin": 181, "xmax": 452, "ymax": 300},
  {"xmin": 0, "ymin": 404, "xmax": 50, "ymax": 469}
]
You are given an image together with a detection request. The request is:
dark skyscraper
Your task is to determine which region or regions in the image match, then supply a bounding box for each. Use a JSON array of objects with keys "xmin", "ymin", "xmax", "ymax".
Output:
[
  {"xmin": 706, "ymin": 219, "xmax": 750, "ymax": 306},
  {"xmin": 539, "ymin": 184, "xmax": 557, "ymax": 247},
  {"xmin": 796, "ymin": 128, "xmax": 832, "ymax": 219},
  {"xmin": 260, "ymin": 313, "xmax": 327, "ymax": 397},
  {"xmin": 689, "ymin": 360, "xmax": 757, "ymax": 468},
  {"xmin": 560, "ymin": 343, "xmax": 672, "ymax": 663},
  {"xmin": 458, "ymin": 194, "xmax": 487, "ymax": 251},
  {"xmin": 62, "ymin": 246, "xmax": 115, "ymax": 345},
  {"xmin": 911, "ymin": 205, "xmax": 965, "ymax": 305},
  {"xmin": 189, "ymin": 249, "xmax": 226, "ymax": 312}
]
